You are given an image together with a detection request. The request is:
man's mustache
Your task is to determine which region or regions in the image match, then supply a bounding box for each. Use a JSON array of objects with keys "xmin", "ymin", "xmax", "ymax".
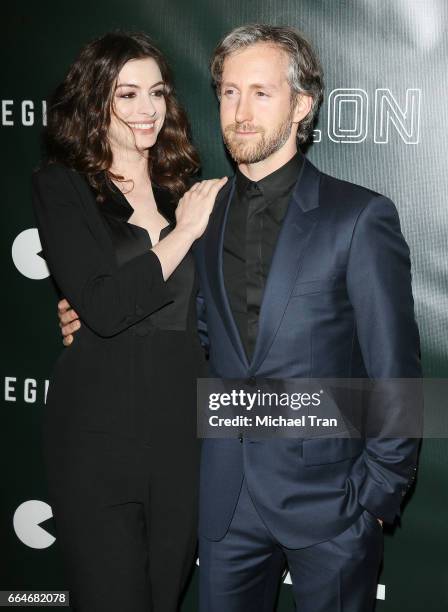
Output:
[{"xmin": 225, "ymin": 123, "xmax": 265, "ymax": 135}]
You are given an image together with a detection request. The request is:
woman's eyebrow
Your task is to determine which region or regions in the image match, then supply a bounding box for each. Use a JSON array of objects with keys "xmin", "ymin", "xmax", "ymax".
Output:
[{"xmin": 116, "ymin": 81, "xmax": 165, "ymax": 89}]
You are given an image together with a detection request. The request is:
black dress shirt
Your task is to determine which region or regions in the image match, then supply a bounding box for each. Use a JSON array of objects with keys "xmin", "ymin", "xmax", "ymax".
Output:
[{"xmin": 223, "ymin": 153, "xmax": 303, "ymax": 359}]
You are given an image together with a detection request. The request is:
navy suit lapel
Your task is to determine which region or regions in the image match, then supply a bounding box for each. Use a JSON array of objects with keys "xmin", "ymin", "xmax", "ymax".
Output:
[
  {"xmin": 249, "ymin": 158, "xmax": 322, "ymax": 374},
  {"xmin": 205, "ymin": 178, "xmax": 250, "ymax": 369}
]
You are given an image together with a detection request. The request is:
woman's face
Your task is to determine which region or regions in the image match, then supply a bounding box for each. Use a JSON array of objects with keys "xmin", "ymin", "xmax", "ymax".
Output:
[{"xmin": 108, "ymin": 57, "xmax": 167, "ymax": 157}]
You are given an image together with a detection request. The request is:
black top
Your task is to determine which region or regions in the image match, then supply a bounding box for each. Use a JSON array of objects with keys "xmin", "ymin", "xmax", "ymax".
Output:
[
  {"xmin": 223, "ymin": 153, "xmax": 303, "ymax": 359},
  {"xmin": 98, "ymin": 181, "xmax": 194, "ymax": 333}
]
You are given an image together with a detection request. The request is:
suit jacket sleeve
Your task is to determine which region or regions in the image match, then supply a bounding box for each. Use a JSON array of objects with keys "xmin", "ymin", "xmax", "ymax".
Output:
[
  {"xmin": 32, "ymin": 164, "xmax": 172, "ymax": 338},
  {"xmin": 346, "ymin": 195, "xmax": 422, "ymax": 523}
]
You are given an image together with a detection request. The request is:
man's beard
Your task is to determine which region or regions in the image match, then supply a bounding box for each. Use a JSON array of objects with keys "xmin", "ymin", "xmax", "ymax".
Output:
[{"xmin": 223, "ymin": 109, "xmax": 294, "ymax": 164}]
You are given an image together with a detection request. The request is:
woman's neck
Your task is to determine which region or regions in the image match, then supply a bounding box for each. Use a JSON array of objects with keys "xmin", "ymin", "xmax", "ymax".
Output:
[{"xmin": 110, "ymin": 146, "xmax": 151, "ymax": 189}]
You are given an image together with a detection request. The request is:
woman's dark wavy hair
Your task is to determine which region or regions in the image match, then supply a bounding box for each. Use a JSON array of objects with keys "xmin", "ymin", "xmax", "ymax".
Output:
[{"xmin": 45, "ymin": 31, "xmax": 200, "ymax": 200}]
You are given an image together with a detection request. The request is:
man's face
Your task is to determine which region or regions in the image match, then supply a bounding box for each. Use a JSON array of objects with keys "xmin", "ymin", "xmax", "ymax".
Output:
[{"xmin": 219, "ymin": 43, "xmax": 302, "ymax": 164}]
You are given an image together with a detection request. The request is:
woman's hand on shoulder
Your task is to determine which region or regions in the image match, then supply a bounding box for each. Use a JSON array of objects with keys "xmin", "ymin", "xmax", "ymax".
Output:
[{"xmin": 175, "ymin": 177, "xmax": 228, "ymax": 241}]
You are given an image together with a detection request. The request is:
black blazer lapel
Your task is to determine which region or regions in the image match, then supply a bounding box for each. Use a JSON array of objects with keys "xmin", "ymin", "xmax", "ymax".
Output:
[
  {"xmin": 204, "ymin": 177, "xmax": 250, "ymax": 370},
  {"xmin": 249, "ymin": 158, "xmax": 322, "ymax": 374}
]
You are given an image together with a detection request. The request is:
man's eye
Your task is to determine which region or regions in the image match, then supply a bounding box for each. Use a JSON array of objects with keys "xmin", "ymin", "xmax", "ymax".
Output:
[
  {"xmin": 256, "ymin": 91, "xmax": 268, "ymax": 97},
  {"xmin": 224, "ymin": 89, "xmax": 235, "ymax": 96}
]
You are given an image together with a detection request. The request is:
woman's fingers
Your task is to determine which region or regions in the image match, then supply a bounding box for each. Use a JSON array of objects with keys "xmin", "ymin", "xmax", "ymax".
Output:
[
  {"xmin": 210, "ymin": 176, "xmax": 228, "ymax": 196},
  {"xmin": 201, "ymin": 177, "xmax": 227, "ymax": 198},
  {"xmin": 187, "ymin": 180, "xmax": 209, "ymax": 197},
  {"xmin": 188, "ymin": 177, "xmax": 227, "ymax": 199},
  {"xmin": 187, "ymin": 177, "xmax": 228, "ymax": 197}
]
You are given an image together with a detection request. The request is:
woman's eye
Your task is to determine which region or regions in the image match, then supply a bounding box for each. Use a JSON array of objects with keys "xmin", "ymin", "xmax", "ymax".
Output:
[
  {"xmin": 151, "ymin": 90, "xmax": 165, "ymax": 97},
  {"xmin": 117, "ymin": 92, "xmax": 135, "ymax": 99}
]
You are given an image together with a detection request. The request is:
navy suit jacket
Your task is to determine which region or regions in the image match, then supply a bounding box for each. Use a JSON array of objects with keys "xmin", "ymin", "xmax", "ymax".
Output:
[{"xmin": 194, "ymin": 155, "xmax": 421, "ymax": 548}]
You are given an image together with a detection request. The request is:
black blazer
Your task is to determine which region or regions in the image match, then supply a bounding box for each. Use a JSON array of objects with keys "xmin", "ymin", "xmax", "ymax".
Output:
[{"xmin": 32, "ymin": 163, "xmax": 188, "ymax": 436}]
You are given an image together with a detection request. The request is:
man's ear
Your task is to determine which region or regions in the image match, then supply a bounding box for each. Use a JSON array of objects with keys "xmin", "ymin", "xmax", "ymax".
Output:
[{"xmin": 292, "ymin": 94, "xmax": 313, "ymax": 124}]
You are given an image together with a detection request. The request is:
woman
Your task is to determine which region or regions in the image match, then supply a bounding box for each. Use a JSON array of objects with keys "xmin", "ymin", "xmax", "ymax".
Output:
[{"xmin": 32, "ymin": 31, "xmax": 226, "ymax": 612}]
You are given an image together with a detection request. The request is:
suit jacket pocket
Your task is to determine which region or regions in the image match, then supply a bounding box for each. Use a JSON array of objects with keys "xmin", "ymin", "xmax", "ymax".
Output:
[{"xmin": 302, "ymin": 437, "xmax": 363, "ymax": 466}]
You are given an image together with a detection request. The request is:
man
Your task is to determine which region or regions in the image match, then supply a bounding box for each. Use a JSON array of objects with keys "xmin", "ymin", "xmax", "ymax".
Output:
[
  {"xmin": 194, "ymin": 24, "xmax": 420, "ymax": 612},
  {"xmin": 60, "ymin": 24, "xmax": 421, "ymax": 612}
]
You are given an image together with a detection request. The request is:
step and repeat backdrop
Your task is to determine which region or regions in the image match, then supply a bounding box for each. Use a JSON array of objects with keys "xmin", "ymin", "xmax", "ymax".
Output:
[{"xmin": 2, "ymin": 1, "xmax": 447, "ymax": 610}]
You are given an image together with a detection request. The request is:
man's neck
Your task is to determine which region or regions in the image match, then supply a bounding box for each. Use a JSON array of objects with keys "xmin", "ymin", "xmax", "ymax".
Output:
[{"xmin": 238, "ymin": 142, "xmax": 298, "ymax": 182}]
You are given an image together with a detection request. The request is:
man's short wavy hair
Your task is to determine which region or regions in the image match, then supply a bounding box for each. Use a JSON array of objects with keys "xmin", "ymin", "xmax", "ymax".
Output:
[{"xmin": 210, "ymin": 24, "xmax": 324, "ymax": 145}]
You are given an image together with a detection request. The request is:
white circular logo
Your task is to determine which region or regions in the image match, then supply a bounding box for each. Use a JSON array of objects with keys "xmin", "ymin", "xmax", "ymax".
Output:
[
  {"xmin": 13, "ymin": 500, "xmax": 55, "ymax": 549},
  {"xmin": 12, "ymin": 228, "xmax": 49, "ymax": 280}
]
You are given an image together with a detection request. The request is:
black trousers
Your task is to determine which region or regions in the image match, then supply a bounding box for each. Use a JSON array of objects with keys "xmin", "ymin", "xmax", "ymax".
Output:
[{"xmin": 44, "ymin": 428, "xmax": 200, "ymax": 612}]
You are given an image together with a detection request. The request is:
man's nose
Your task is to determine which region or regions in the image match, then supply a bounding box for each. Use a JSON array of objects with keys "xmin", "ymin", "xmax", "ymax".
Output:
[{"xmin": 235, "ymin": 94, "xmax": 253, "ymax": 124}]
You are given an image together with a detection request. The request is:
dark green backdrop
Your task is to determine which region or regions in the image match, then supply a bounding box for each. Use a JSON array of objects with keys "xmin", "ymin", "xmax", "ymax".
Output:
[{"xmin": 2, "ymin": 1, "xmax": 447, "ymax": 610}]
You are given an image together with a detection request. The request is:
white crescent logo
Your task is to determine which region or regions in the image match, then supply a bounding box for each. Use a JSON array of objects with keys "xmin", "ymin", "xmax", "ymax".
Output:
[
  {"xmin": 13, "ymin": 500, "xmax": 55, "ymax": 549},
  {"xmin": 12, "ymin": 228, "xmax": 50, "ymax": 280}
]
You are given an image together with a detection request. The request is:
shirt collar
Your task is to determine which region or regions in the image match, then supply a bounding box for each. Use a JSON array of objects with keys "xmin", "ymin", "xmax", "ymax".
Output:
[{"xmin": 235, "ymin": 152, "xmax": 303, "ymax": 203}]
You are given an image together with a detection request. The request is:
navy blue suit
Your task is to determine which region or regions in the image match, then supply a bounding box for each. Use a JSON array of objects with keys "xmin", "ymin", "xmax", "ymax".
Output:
[{"xmin": 194, "ymin": 156, "xmax": 421, "ymax": 611}]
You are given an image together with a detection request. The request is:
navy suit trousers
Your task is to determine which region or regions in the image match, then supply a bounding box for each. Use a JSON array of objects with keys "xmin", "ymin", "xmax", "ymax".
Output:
[{"xmin": 199, "ymin": 479, "xmax": 383, "ymax": 612}]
